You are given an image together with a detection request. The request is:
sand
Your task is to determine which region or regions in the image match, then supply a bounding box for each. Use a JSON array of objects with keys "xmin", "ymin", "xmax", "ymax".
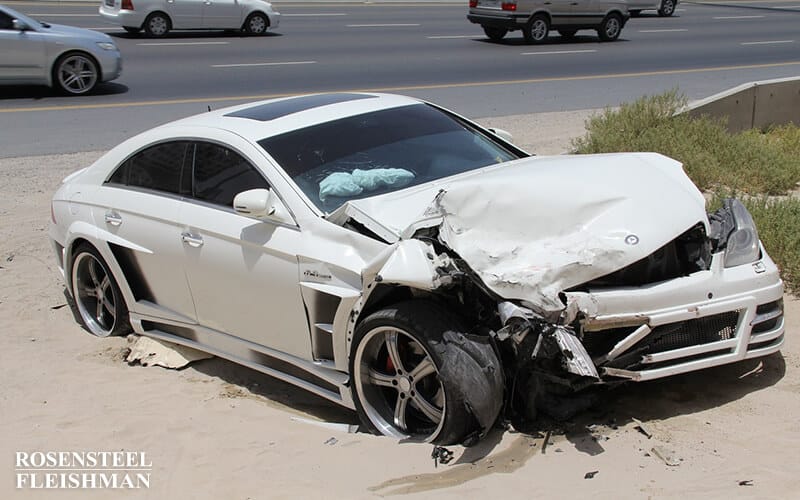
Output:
[{"xmin": 1, "ymin": 110, "xmax": 798, "ymax": 499}]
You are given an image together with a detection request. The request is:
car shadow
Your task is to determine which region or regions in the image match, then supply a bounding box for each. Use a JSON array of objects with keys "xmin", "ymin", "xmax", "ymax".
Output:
[
  {"xmin": 188, "ymin": 355, "xmax": 361, "ymax": 426},
  {"xmin": 109, "ymin": 30, "xmax": 283, "ymax": 40},
  {"xmin": 555, "ymin": 352, "xmax": 786, "ymax": 455},
  {"xmin": 0, "ymin": 82, "xmax": 129, "ymax": 101},
  {"xmin": 479, "ymin": 36, "xmax": 630, "ymax": 46}
]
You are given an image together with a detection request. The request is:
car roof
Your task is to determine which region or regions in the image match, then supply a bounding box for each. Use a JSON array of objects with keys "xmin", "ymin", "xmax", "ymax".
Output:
[{"xmin": 160, "ymin": 92, "xmax": 425, "ymax": 142}]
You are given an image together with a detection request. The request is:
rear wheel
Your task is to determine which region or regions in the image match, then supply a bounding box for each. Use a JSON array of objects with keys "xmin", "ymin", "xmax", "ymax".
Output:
[
  {"xmin": 483, "ymin": 26, "xmax": 508, "ymax": 41},
  {"xmin": 70, "ymin": 244, "xmax": 131, "ymax": 337},
  {"xmin": 144, "ymin": 12, "xmax": 170, "ymax": 37},
  {"xmin": 244, "ymin": 12, "xmax": 269, "ymax": 34},
  {"xmin": 658, "ymin": 0, "xmax": 676, "ymax": 16},
  {"xmin": 598, "ymin": 13, "xmax": 623, "ymax": 41},
  {"xmin": 523, "ymin": 14, "xmax": 549, "ymax": 44},
  {"xmin": 350, "ymin": 301, "xmax": 503, "ymax": 445},
  {"xmin": 52, "ymin": 52, "xmax": 98, "ymax": 95}
]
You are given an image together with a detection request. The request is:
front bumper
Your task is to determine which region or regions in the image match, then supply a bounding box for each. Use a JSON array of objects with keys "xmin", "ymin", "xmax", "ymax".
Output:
[{"xmin": 569, "ymin": 248, "xmax": 785, "ymax": 381}]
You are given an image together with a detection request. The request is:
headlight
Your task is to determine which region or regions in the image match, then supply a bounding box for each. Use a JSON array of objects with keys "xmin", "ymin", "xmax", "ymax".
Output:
[
  {"xmin": 724, "ymin": 199, "xmax": 760, "ymax": 268},
  {"xmin": 96, "ymin": 42, "xmax": 117, "ymax": 51}
]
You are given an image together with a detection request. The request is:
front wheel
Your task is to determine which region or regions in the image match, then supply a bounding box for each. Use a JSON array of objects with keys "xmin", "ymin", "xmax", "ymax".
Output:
[
  {"xmin": 53, "ymin": 52, "xmax": 99, "ymax": 95},
  {"xmin": 70, "ymin": 244, "xmax": 131, "ymax": 337},
  {"xmin": 523, "ymin": 14, "xmax": 549, "ymax": 44},
  {"xmin": 598, "ymin": 13, "xmax": 623, "ymax": 42},
  {"xmin": 244, "ymin": 12, "xmax": 269, "ymax": 34},
  {"xmin": 658, "ymin": 0, "xmax": 676, "ymax": 16},
  {"xmin": 483, "ymin": 26, "xmax": 508, "ymax": 41},
  {"xmin": 350, "ymin": 301, "xmax": 503, "ymax": 445}
]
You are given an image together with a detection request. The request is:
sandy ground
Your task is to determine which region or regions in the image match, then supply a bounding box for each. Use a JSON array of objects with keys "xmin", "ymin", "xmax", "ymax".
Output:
[{"xmin": 1, "ymin": 109, "xmax": 798, "ymax": 499}]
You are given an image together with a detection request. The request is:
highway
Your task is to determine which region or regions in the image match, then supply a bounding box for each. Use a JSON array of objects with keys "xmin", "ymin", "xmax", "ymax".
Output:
[{"xmin": 1, "ymin": 1, "xmax": 799, "ymax": 156}]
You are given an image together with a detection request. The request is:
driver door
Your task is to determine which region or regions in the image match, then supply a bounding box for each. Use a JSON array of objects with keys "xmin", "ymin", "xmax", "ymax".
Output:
[
  {"xmin": 179, "ymin": 140, "xmax": 313, "ymax": 360},
  {"xmin": 0, "ymin": 13, "xmax": 46, "ymax": 82}
]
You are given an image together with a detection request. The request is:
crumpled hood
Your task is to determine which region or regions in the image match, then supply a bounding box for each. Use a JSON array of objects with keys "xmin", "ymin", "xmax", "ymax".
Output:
[{"xmin": 337, "ymin": 153, "xmax": 708, "ymax": 316}]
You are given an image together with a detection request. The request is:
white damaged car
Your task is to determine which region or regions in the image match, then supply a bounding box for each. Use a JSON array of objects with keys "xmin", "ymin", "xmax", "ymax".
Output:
[{"xmin": 50, "ymin": 93, "xmax": 785, "ymax": 445}]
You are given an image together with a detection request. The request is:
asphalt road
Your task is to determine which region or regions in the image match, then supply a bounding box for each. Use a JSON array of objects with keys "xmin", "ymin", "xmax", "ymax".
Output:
[{"xmin": 1, "ymin": 1, "xmax": 799, "ymax": 156}]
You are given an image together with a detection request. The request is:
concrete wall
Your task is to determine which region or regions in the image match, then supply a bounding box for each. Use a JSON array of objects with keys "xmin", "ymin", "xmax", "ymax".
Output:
[{"xmin": 685, "ymin": 76, "xmax": 800, "ymax": 132}]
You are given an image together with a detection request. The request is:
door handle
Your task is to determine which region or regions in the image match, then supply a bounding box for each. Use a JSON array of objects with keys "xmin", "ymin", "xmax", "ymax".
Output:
[
  {"xmin": 104, "ymin": 211, "xmax": 122, "ymax": 226},
  {"xmin": 181, "ymin": 232, "xmax": 204, "ymax": 248}
]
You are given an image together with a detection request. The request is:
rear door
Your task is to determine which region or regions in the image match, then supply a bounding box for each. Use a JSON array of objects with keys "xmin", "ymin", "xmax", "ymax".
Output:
[
  {"xmin": 568, "ymin": 0, "xmax": 606, "ymax": 25},
  {"xmin": 93, "ymin": 141, "xmax": 198, "ymax": 324}
]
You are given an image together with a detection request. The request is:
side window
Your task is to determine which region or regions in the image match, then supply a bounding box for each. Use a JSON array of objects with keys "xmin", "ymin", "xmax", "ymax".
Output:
[
  {"xmin": 106, "ymin": 141, "xmax": 189, "ymax": 195},
  {"xmin": 0, "ymin": 12, "xmax": 13, "ymax": 30},
  {"xmin": 192, "ymin": 142, "xmax": 269, "ymax": 207}
]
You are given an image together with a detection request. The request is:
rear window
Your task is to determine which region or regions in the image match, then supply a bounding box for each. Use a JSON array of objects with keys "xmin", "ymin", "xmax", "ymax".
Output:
[{"xmin": 258, "ymin": 104, "xmax": 523, "ymax": 212}]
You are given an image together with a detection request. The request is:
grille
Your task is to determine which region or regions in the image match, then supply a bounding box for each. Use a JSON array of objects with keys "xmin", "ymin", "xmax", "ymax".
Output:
[{"xmin": 637, "ymin": 311, "xmax": 740, "ymax": 354}]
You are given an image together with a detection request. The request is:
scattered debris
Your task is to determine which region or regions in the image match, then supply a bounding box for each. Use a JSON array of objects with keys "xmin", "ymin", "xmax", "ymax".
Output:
[
  {"xmin": 632, "ymin": 418, "xmax": 653, "ymax": 439},
  {"xmin": 125, "ymin": 335, "xmax": 213, "ymax": 368},
  {"xmin": 323, "ymin": 437, "xmax": 338, "ymax": 446},
  {"xmin": 738, "ymin": 480, "xmax": 754, "ymax": 486},
  {"xmin": 6, "ymin": 254, "xmax": 13, "ymax": 262},
  {"xmin": 290, "ymin": 417, "xmax": 359, "ymax": 434},
  {"xmin": 431, "ymin": 446, "xmax": 454, "ymax": 467},
  {"xmin": 29, "ymin": 338, "xmax": 36, "ymax": 342},
  {"xmin": 50, "ymin": 303, "xmax": 67, "ymax": 310},
  {"xmin": 651, "ymin": 446, "xmax": 681, "ymax": 466},
  {"xmin": 584, "ymin": 471, "xmax": 599, "ymax": 479},
  {"xmin": 541, "ymin": 430, "xmax": 552, "ymax": 454}
]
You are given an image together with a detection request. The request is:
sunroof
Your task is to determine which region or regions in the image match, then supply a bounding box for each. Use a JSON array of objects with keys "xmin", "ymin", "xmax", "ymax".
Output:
[{"xmin": 225, "ymin": 93, "xmax": 376, "ymax": 122}]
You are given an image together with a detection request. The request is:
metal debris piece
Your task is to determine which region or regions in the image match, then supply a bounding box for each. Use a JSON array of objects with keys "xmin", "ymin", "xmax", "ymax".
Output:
[
  {"xmin": 651, "ymin": 446, "xmax": 680, "ymax": 466},
  {"xmin": 323, "ymin": 437, "xmax": 338, "ymax": 446},
  {"xmin": 125, "ymin": 335, "xmax": 213, "ymax": 368},
  {"xmin": 50, "ymin": 303, "xmax": 67, "ymax": 310},
  {"xmin": 431, "ymin": 446, "xmax": 454, "ymax": 467},
  {"xmin": 541, "ymin": 430, "xmax": 552, "ymax": 454},
  {"xmin": 738, "ymin": 480, "xmax": 754, "ymax": 486},
  {"xmin": 632, "ymin": 418, "xmax": 653, "ymax": 439},
  {"xmin": 584, "ymin": 471, "xmax": 599, "ymax": 479}
]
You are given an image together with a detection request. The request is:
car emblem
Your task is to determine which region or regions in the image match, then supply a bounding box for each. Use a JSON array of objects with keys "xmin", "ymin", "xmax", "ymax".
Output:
[{"xmin": 625, "ymin": 234, "xmax": 639, "ymax": 246}]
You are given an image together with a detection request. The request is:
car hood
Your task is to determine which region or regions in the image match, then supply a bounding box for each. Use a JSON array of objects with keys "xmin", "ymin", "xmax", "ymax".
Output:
[
  {"xmin": 42, "ymin": 23, "xmax": 114, "ymax": 43},
  {"xmin": 332, "ymin": 152, "xmax": 708, "ymax": 316}
]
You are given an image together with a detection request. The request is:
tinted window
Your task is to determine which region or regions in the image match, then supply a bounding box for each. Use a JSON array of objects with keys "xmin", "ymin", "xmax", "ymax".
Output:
[
  {"xmin": 107, "ymin": 142, "xmax": 189, "ymax": 195},
  {"xmin": 0, "ymin": 12, "xmax": 13, "ymax": 30},
  {"xmin": 258, "ymin": 104, "xmax": 522, "ymax": 212},
  {"xmin": 192, "ymin": 142, "xmax": 269, "ymax": 207}
]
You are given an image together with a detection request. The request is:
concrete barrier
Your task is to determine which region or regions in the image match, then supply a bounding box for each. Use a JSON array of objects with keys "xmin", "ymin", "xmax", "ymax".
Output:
[{"xmin": 686, "ymin": 76, "xmax": 800, "ymax": 133}]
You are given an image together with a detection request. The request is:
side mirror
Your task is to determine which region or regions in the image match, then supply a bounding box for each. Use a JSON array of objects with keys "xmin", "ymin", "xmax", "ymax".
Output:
[
  {"xmin": 487, "ymin": 127, "xmax": 514, "ymax": 144},
  {"xmin": 12, "ymin": 19, "xmax": 30, "ymax": 31},
  {"xmin": 233, "ymin": 188, "xmax": 293, "ymax": 225}
]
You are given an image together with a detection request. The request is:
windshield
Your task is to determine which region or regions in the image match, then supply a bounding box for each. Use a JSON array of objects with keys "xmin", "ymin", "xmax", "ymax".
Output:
[{"xmin": 258, "ymin": 104, "xmax": 525, "ymax": 212}]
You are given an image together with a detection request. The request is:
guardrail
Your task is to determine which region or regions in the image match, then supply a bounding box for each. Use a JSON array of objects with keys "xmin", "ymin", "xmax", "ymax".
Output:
[{"xmin": 685, "ymin": 76, "xmax": 800, "ymax": 132}]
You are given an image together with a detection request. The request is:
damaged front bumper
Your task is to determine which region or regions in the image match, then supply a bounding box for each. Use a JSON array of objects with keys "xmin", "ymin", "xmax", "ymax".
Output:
[{"xmin": 499, "ymin": 247, "xmax": 784, "ymax": 389}]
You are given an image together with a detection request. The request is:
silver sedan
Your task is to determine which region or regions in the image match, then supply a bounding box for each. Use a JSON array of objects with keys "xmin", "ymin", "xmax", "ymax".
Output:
[{"xmin": 0, "ymin": 4, "xmax": 122, "ymax": 95}]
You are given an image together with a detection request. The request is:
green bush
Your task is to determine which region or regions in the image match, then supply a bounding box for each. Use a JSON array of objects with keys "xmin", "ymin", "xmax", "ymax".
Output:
[
  {"xmin": 572, "ymin": 91, "xmax": 800, "ymax": 195},
  {"xmin": 573, "ymin": 90, "xmax": 800, "ymax": 293}
]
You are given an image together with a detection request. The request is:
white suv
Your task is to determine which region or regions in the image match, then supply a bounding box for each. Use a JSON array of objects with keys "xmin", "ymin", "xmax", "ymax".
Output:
[{"xmin": 468, "ymin": 0, "xmax": 629, "ymax": 43}]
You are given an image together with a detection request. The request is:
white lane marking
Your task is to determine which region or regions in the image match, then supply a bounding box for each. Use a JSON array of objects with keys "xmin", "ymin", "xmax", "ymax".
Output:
[
  {"xmin": 521, "ymin": 49, "xmax": 597, "ymax": 55},
  {"xmin": 427, "ymin": 35, "xmax": 477, "ymax": 39},
  {"xmin": 741, "ymin": 40, "xmax": 794, "ymax": 45},
  {"xmin": 346, "ymin": 23, "xmax": 420, "ymax": 27},
  {"xmin": 212, "ymin": 61, "xmax": 317, "ymax": 68},
  {"xmin": 27, "ymin": 13, "xmax": 100, "ymax": 17},
  {"xmin": 282, "ymin": 13, "xmax": 347, "ymax": 17},
  {"xmin": 138, "ymin": 41, "xmax": 230, "ymax": 46},
  {"xmin": 638, "ymin": 28, "xmax": 688, "ymax": 33},
  {"xmin": 713, "ymin": 15, "xmax": 765, "ymax": 19}
]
